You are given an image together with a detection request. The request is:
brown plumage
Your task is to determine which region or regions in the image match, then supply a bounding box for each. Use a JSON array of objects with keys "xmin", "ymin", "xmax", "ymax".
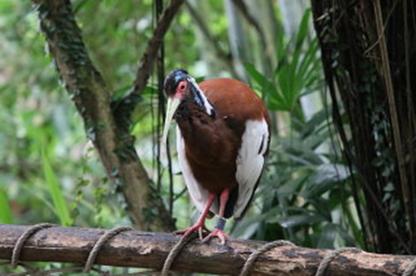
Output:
[{"xmin": 176, "ymin": 78, "xmax": 269, "ymax": 195}]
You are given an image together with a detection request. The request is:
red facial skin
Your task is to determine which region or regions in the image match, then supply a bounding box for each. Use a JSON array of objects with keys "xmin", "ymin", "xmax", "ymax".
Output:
[{"xmin": 175, "ymin": 80, "xmax": 187, "ymax": 99}]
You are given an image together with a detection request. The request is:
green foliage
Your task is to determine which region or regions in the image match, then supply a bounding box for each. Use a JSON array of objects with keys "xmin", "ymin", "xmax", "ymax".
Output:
[
  {"xmin": 246, "ymin": 10, "xmax": 322, "ymax": 114},
  {"xmin": 233, "ymin": 110, "xmax": 360, "ymax": 248},
  {"xmin": 235, "ymin": 9, "xmax": 360, "ymax": 249},
  {"xmin": 0, "ymin": 1, "xmax": 122, "ymax": 230},
  {"xmin": 0, "ymin": 187, "xmax": 12, "ymax": 224},
  {"xmin": 41, "ymin": 149, "xmax": 73, "ymax": 226},
  {"xmin": 0, "ymin": 1, "xmax": 365, "ymax": 273}
]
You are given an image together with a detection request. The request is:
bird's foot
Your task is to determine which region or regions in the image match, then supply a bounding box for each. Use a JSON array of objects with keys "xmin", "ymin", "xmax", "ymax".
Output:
[
  {"xmin": 175, "ymin": 224, "xmax": 210, "ymax": 240},
  {"xmin": 201, "ymin": 228, "xmax": 228, "ymax": 245}
]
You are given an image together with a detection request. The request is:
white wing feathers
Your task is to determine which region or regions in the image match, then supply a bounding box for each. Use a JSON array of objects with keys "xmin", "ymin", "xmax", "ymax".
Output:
[{"xmin": 234, "ymin": 119, "xmax": 269, "ymax": 218}]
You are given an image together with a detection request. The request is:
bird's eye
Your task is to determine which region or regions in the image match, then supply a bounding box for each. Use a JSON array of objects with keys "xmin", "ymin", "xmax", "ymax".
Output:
[{"xmin": 177, "ymin": 81, "xmax": 187, "ymax": 93}]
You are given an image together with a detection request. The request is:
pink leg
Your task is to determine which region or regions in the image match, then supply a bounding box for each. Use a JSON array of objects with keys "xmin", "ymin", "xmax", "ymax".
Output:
[
  {"xmin": 175, "ymin": 193, "xmax": 215, "ymax": 239},
  {"xmin": 202, "ymin": 188, "xmax": 230, "ymax": 244}
]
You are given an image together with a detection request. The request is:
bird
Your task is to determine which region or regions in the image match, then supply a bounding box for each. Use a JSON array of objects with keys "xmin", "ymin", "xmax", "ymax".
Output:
[{"xmin": 161, "ymin": 69, "xmax": 270, "ymax": 244}]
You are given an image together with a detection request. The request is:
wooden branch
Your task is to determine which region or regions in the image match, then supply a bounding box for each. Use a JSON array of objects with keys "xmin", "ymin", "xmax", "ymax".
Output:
[
  {"xmin": 230, "ymin": 0, "xmax": 273, "ymax": 76},
  {"xmin": 0, "ymin": 225, "xmax": 415, "ymax": 275},
  {"xmin": 115, "ymin": 0, "xmax": 185, "ymax": 121},
  {"xmin": 32, "ymin": 0, "xmax": 175, "ymax": 231},
  {"xmin": 231, "ymin": 0, "xmax": 267, "ymax": 50},
  {"xmin": 184, "ymin": 1, "xmax": 238, "ymax": 77},
  {"xmin": 132, "ymin": 0, "xmax": 184, "ymax": 96}
]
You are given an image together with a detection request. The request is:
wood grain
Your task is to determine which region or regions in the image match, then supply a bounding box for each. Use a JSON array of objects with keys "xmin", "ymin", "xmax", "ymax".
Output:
[{"xmin": 0, "ymin": 225, "xmax": 415, "ymax": 275}]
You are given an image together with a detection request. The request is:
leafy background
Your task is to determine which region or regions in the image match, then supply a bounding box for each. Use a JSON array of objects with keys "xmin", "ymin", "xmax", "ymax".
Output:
[{"xmin": 0, "ymin": 0, "xmax": 363, "ymax": 274}]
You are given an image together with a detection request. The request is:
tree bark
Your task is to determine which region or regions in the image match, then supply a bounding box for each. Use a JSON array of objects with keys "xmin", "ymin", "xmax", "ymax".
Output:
[
  {"xmin": 0, "ymin": 224, "xmax": 415, "ymax": 275},
  {"xmin": 311, "ymin": 0, "xmax": 416, "ymax": 254},
  {"xmin": 32, "ymin": 0, "xmax": 177, "ymax": 231},
  {"xmin": 185, "ymin": 1, "xmax": 237, "ymax": 77},
  {"xmin": 115, "ymin": 0, "xmax": 185, "ymax": 124}
]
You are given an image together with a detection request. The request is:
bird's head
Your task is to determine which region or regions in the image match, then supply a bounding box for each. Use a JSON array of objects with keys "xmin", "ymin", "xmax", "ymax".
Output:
[
  {"xmin": 161, "ymin": 69, "xmax": 214, "ymax": 146},
  {"xmin": 163, "ymin": 68, "xmax": 189, "ymax": 99}
]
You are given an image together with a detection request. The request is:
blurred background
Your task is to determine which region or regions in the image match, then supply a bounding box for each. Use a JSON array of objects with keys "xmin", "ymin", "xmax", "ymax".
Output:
[
  {"xmin": 0, "ymin": 0, "xmax": 353, "ymax": 245},
  {"xmin": 2, "ymin": 0, "xmax": 411, "ymax": 273}
]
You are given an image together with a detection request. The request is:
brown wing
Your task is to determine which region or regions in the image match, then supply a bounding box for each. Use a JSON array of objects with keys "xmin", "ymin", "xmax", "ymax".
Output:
[
  {"xmin": 199, "ymin": 78, "xmax": 269, "ymax": 123},
  {"xmin": 200, "ymin": 78, "xmax": 271, "ymax": 218}
]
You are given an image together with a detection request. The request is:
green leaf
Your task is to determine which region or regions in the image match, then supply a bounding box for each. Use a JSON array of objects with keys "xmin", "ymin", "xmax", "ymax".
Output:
[
  {"xmin": 277, "ymin": 175, "xmax": 308, "ymax": 197},
  {"xmin": 244, "ymin": 63, "xmax": 289, "ymax": 111},
  {"xmin": 295, "ymin": 9, "xmax": 311, "ymax": 50},
  {"xmin": 297, "ymin": 39, "xmax": 319, "ymax": 81},
  {"xmin": 271, "ymin": 213, "xmax": 325, "ymax": 228},
  {"xmin": 302, "ymin": 164, "xmax": 351, "ymax": 199},
  {"xmin": 317, "ymin": 223, "xmax": 337, "ymax": 248},
  {"xmin": 0, "ymin": 187, "xmax": 13, "ymax": 224},
  {"xmin": 301, "ymin": 109, "xmax": 328, "ymax": 138},
  {"xmin": 244, "ymin": 63, "xmax": 267, "ymax": 88},
  {"xmin": 232, "ymin": 213, "xmax": 267, "ymax": 239},
  {"xmin": 42, "ymin": 149, "xmax": 73, "ymax": 226},
  {"xmin": 275, "ymin": 20, "xmax": 286, "ymax": 61},
  {"xmin": 280, "ymin": 138, "xmax": 324, "ymax": 166}
]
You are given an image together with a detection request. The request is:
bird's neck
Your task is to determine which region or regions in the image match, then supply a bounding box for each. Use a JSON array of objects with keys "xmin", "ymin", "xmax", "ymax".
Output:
[
  {"xmin": 175, "ymin": 99, "xmax": 217, "ymax": 147},
  {"xmin": 187, "ymin": 78, "xmax": 215, "ymax": 116},
  {"xmin": 175, "ymin": 98, "xmax": 214, "ymax": 123}
]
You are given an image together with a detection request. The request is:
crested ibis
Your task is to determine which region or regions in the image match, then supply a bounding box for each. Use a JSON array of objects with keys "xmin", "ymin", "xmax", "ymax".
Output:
[{"xmin": 162, "ymin": 69, "xmax": 270, "ymax": 244}]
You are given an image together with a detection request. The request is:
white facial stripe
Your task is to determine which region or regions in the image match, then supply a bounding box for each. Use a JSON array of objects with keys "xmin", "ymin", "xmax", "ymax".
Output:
[{"xmin": 188, "ymin": 77, "xmax": 214, "ymax": 116}]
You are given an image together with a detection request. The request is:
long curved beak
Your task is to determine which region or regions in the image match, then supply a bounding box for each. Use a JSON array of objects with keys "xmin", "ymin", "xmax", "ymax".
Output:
[{"xmin": 161, "ymin": 96, "xmax": 181, "ymax": 147}]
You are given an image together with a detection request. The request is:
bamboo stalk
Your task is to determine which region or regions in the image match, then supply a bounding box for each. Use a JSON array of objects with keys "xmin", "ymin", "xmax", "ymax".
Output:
[{"xmin": 373, "ymin": 0, "xmax": 413, "ymax": 239}]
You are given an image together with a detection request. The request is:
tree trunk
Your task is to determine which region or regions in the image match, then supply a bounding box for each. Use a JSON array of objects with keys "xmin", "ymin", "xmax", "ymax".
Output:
[
  {"xmin": 32, "ymin": 0, "xmax": 179, "ymax": 231},
  {"xmin": 311, "ymin": 0, "xmax": 416, "ymax": 253}
]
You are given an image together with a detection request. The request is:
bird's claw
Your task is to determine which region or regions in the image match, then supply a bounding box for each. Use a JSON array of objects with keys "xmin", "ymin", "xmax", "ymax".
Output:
[
  {"xmin": 201, "ymin": 228, "xmax": 228, "ymax": 245},
  {"xmin": 175, "ymin": 224, "xmax": 209, "ymax": 240}
]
